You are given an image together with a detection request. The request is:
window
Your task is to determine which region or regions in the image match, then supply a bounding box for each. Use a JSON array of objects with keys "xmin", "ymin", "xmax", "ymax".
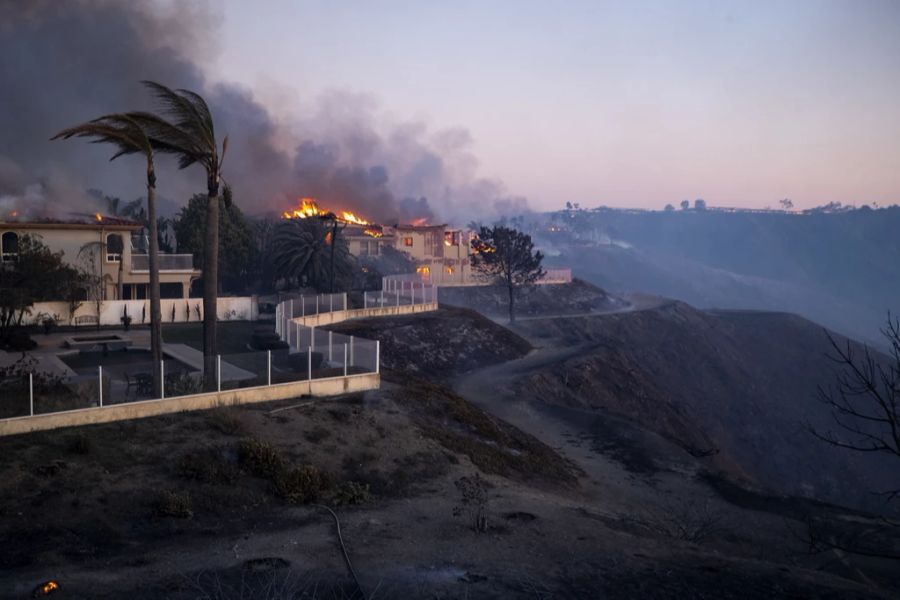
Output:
[
  {"xmin": 403, "ymin": 237, "xmax": 413, "ymax": 247},
  {"xmin": 106, "ymin": 233, "xmax": 123, "ymax": 262},
  {"xmin": 1, "ymin": 231, "xmax": 18, "ymax": 262},
  {"xmin": 416, "ymin": 265, "xmax": 430, "ymax": 275},
  {"xmin": 445, "ymin": 266, "xmax": 454, "ymax": 274},
  {"xmin": 370, "ymin": 241, "xmax": 380, "ymax": 255},
  {"xmin": 444, "ymin": 231, "xmax": 460, "ymax": 246}
]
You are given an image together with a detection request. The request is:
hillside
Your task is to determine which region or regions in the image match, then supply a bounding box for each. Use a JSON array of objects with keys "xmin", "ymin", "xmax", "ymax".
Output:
[
  {"xmin": 537, "ymin": 206, "xmax": 900, "ymax": 345},
  {"xmin": 510, "ymin": 302, "xmax": 897, "ymax": 513}
]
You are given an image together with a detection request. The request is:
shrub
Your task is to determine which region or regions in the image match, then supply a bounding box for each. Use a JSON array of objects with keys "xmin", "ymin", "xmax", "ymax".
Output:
[
  {"xmin": 206, "ymin": 407, "xmax": 247, "ymax": 435},
  {"xmin": 155, "ymin": 491, "xmax": 193, "ymax": 518},
  {"xmin": 178, "ymin": 448, "xmax": 239, "ymax": 483},
  {"xmin": 238, "ymin": 438, "xmax": 284, "ymax": 478},
  {"xmin": 273, "ymin": 465, "xmax": 330, "ymax": 504},
  {"xmin": 304, "ymin": 427, "xmax": 330, "ymax": 444},
  {"xmin": 333, "ymin": 481, "xmax": 371, "ymax": 506},
  {"xmin": 65, "ymin": 433, "xmax": 93, "ymax": 455},
  {"xmin": 453, "ymin": 473, "xmax": 490, "ymax": 533}
]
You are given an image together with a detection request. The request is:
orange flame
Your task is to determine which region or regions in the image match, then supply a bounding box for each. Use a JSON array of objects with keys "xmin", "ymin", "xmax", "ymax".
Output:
[
  {"xmin": 282, "ymin": 198, "xmax": 373, "ymax": 226},
  {"xmin": 408, "ymin": 217, "xmax": 429, "ymax": 227},
  {"xmin": 363, "ymin": 228, "xmax": 383, "ymax": 238},
  {"xmin": 38, "ymin": 580, "xmax": 59, "ymax": 595},
  {"xmin": 95, "ymin": 213, "xmax": 103, "ymax": 222}
]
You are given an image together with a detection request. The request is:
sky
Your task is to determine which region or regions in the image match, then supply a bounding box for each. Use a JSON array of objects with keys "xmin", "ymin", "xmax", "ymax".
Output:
[{"xmin": 204, "ymin": 0, "xmax": 900, "ymax": 211}]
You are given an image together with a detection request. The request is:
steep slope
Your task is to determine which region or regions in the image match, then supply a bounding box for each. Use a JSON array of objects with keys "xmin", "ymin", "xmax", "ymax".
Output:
[{"xmin": 512, "ymin": 303, "xmax": 897, "ymax": 512}]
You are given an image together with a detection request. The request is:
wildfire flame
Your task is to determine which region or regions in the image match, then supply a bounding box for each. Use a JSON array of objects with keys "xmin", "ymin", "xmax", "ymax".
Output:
[
  {"xmin": 95, "ymin": 213, "xmax": 103, "ymax": 222},
  {"xmin": 282, "ymin": 198, "xmax": 372, "ymax": 226},
  {"xmin": 363, "ymin": 228, "xmax": 383, "ymax": 238},
  {"xmin": 37, "ymin": 580, "xmax": 60, "ymax": 595}
]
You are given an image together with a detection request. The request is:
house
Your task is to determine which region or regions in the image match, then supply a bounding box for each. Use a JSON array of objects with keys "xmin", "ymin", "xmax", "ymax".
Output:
[
  {"xmin": 344, "ymin": 223, "xmax": 474, "ymax": 285},
  {"xmin": 0, "ymin": 214, "xmax": 199, "ymax": 299}
]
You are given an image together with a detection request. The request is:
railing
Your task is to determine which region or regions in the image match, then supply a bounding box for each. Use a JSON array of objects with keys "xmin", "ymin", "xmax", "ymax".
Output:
[
  {"xmin": 371, "ymin": 276, "xmax": 438, "ymax": 308},
  {"xmin": 131, "ymin": 253, "xmax": 195, "ymax": 272}
]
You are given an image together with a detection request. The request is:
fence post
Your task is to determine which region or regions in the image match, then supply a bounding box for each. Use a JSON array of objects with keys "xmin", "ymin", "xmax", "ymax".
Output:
[
  {"xmin": 98, "ymin": 365, "xmax": 103, "ymax": 407},
  {"xmin": 344, "ymin": 292, "xmax": 347, "ymax": 311},
  {"xmin": 296, "ymin": 323, "xmax": 300, "ymax": 350},
  {"xmin": 376, "ymin": 340, "xmax": 380, "ymax": 374},
  {"xmin": 350, "ymin": 336, "xmax": 354, "ymax": 367},
  {"xmin": 161, "ymin": 360, "xmax": 165, "ymax": 399},
  {"xmin": 411, "ymin": 284, "xmax": 415, "ymax": 305},
  {"xmin": 302, "ymin": 294, "xmax": 305, "ymax": 317},
  {"xmin": 422, "ymin": 282, "xmax": 426, "ymax": 305},
  {"xmin": 311, "ymin": 326, "xmax": 316, "ymax": 352},
  {"xmin": 29, "ymin": 373, "xmax": 34, "ymax": 416},
  {"xmin": 316, "ymin": 295, "xmax": 319, "ymax": 315},
  {"xmin": 329, "ymin": 331, "xmax": 333, "ymax": 362},
  {"xmin": 290, "ymin": 299, "xmax": 294, "ymax": 320},
  {"xmin": 364, "ymin": 292, "xmax": 368, "ymax": 310},
  {"xmin": 396, "ymin": 287, "xmax": 400, "ymax": 307},
  {"xmin": 344, "ymin": 343, "xmax": 348, "ymax": 376},
  {"xmin": 308, "ymin": 347, "xmax": 313, "ymax": 382},
  {"xmin": 267, "ymin": 350, "xmax": 272, "ymax": 386},
  {"xmin": 217, "ymin": 355, "xmax": 221, "ymax": 392},
  {"xmin": 330, "ymin": 294, "xmax": 333, "ymax": 313},
  {"xmin": 380, "ymin": 288, "xmax": 384, "ymax": 307}
]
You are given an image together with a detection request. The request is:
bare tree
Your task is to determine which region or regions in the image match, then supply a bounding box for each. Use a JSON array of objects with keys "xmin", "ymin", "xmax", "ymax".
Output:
[{"xmin": 806, "ymin": 314, "xmax": 900, "ymax": 560}]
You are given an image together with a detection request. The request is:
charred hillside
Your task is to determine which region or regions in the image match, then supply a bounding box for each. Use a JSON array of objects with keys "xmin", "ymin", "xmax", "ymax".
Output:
[{"xmin": 511, "ymin": 303, "xmax": 897, "ymax": 513}]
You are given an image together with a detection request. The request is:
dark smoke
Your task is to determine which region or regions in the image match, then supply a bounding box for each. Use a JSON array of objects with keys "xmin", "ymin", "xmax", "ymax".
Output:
[{"xmin": 0, "ymin": 0, "xmax": 527, "ymax": 224}]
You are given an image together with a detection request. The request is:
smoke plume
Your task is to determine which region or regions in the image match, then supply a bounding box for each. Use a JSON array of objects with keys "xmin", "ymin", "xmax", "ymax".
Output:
[{"xmin": 0, "ymin": 0, "xmax": 526, "ymax": 225}]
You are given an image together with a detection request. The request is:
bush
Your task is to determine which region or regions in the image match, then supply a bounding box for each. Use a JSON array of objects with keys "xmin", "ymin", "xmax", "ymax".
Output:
[
  {"xmin": 206, "ymin": 406, "xmax": 247, "ymax": 435},
  {"xmin": 178, "ymin": 448, "xmax": 239, "ymax": 483},
  {"xmin": 5, "ymin": 329, "xmax": 36, "ymax": 351},
  {"xmin": 304, "ymin": 426, "xmax": 331, "ymax": 444},
  {"xmin": 238, "ymin": 438, "xmax": 284, "ymax": 478},
  {"xmin": 155, "ymin": 490, "xmax": 193, "ymax": 518},
  {"xmin": 273, "ymin": 465, "xmax": 331, "ymax": 504},
  {"xmin": 333, "ymin": 481, "xmax": 370, "ymax": 506},
  {"xmin": 65, "ymin": 433, "xmax": 93, "ymax": 455}
]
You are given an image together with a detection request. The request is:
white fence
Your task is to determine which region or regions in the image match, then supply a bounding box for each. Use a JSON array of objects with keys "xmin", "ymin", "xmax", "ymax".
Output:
[
  {"xmin": 24, "ymin": 296, "xmax": 257, "ymax": 327},
  {"xmin": 275, "ymin": 293, "xmax": 380, "ymax": 377}
]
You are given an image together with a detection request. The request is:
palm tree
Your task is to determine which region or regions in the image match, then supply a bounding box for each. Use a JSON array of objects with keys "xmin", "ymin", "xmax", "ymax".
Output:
[
  {"xmin": 133, "ymin": 81, "xmax": 227, "ymax": 390},
  {"xmin": 271, "ymin": 218, "xmax": 352, "ymax": 291},
  {"xmin": 53, "ymin": 115, "xmax": 166, "ymax": 397}
]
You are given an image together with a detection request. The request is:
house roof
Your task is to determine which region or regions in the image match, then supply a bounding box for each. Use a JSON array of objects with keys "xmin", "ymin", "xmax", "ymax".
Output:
[{"xmin": 0, "ymin": 214, "xmax": 142, "ymax": 231}]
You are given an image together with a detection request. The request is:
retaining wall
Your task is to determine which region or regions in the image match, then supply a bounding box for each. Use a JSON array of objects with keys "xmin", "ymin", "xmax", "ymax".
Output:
[{"xmin": 0, "ymin": 372, "xmax": 379, "ymax": 437}]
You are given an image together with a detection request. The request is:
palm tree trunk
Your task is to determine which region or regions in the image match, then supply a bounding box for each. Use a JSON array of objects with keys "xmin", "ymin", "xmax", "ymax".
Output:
[
  {"xmin": 202, "ymin": 179, "xmax": 220, "ymax": 390},
  {"xmin": 147, "ymin": 161, "xmax": 163, "ymax": 397}
]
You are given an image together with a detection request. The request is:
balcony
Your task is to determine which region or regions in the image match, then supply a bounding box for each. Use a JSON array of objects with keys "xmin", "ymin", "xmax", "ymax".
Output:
[{"xmin": 130, "ymin": 253, "xmax": 195, "ymax": 272}]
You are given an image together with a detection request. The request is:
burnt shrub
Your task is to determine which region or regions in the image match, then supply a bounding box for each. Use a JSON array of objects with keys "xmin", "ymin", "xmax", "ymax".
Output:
[
  {"xmin": 304, "ymin": 426, "xmax": 331, "ymax": 444},
  {"xmin": 333, "ymin": 481, "xmax": 371, "ymax": 506},
  {"xmin": 273, "ymin": 465, "xmax": 331, "ymax": 504},
  {"xmin": 206, "ymin": 406, "xmax": 247, "ymax": 435},
  {"xmin": 155, "ymin": 490, "xmax": 193, "ymax": 518},
  {"xmin": 65, "ymin": 433, "xmax": 93, "ymax": 455},
  {"xmin": 178, "ymin": 447, "xmax": 239, "ymax": 483},
  {"xmin": 238, "ymin": 438, "xmax": 285, "ymax": 478}
]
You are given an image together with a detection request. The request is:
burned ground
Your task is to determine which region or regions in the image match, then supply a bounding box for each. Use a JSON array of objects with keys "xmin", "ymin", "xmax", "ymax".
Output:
[
  {"xmin": 436, "ymin": 278, "xmax": 626, "ymax": 319},
  {"xmin": 325, "ymin": 306, "xmax": 532, "ymax": 379}
]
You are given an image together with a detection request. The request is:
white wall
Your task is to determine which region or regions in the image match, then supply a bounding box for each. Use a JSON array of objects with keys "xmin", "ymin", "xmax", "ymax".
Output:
[{"xmin": 25, "ymin": 296, "xmax": 258, "ymax": 326}]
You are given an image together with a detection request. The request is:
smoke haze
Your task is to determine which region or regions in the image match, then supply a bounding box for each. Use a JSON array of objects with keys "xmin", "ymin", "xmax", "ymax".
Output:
[{"xmin": 0, "ymin": 0, "xmax": 525, "ymax": 224}]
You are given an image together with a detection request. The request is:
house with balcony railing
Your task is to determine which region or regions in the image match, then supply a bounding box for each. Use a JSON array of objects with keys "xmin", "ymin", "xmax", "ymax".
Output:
[{"xmin": 0, "ymin": 214, "xmax": 200, "ymax": 299}]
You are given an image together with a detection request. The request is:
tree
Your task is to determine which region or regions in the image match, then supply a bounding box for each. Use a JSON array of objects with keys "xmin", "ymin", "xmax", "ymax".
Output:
[
  {"xmin": 135, "ymin": 81, "xmax": 227, "ymax": 389},
  {"xmin": 173, "ymin": 186, "xmax": 254, "ymax": 293},
  {"xmin": 780, "ymin": 198, "xmax": 794, "ymax": 210},
  {"xmin": 664, "ymin": 203, "xmax": 675, "ymax": 212},
  {"xmin": 0, "ymin": 235, "xmax": 82, "ymax": 347},
  {"xmin": 806, "ymin": 315, "xmax": 900, "ymax": 560},
  {"xmin": 76, "ymin": 241, "xmax": 106, "ymax": 327},
  {"xmin": 53, "ymin": 113, "xmax": 167, "ymax": 397},
  {"xmin": 694, "ymin": 199, "xmax": 707, "ymax": 210},
  {"xmin": 470, "ymin": 225, "xmax": 545, "ymax": 323},
  {"xmin": 680, "ymin": 200, "xmax": 690, "ymax": 210},
  {"xmin": 270, "ymin": 218, "xmax": 353, "ymax": 292}
]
